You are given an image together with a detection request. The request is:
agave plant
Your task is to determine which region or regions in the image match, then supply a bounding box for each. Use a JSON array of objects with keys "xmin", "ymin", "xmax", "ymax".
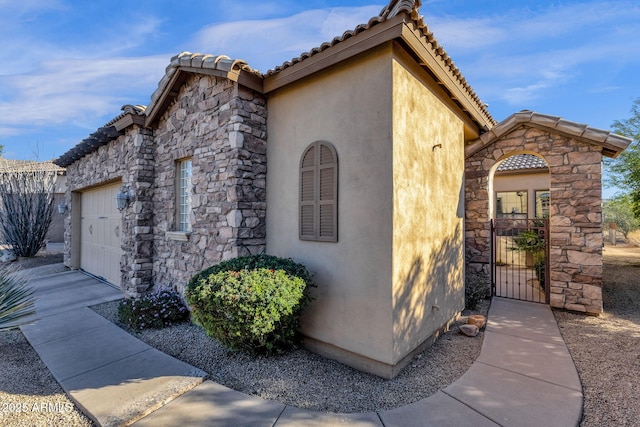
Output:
[{"xmin": 0, "ymin": 267, "xmax": 35, "ymax": 332}]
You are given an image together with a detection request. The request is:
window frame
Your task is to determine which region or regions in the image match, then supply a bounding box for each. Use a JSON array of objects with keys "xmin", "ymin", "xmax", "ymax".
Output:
[
  {"xmin": 535, "ymin": 189, "xmax": 550, "ymax": 219},
  {"xmin": 496, "ymin": 190, "xmax": 528, "ymax": 218},
  {"xmin": 176, "ymin": 157, "xmax": 193, "ymax": 233}
]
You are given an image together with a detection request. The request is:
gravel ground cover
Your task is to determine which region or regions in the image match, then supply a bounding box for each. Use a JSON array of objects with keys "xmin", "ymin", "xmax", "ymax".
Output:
[
  {"xmin": 0, "ymin": 253, "xmax": 93, "ymax": 427},
  {"xmin": 0, "ymin": 331, "xmax": 92, "ymax": 427},
  {"xmin": 92, "ymin": 299, "xmax": 489, "ymax": 413},
  {"xmin": 4, "ymin": 243, "xmax": 638, "ymax": 423},
  {"xmin": 554, "ymin": 244, "xmax": 640, "ymax": 427}
]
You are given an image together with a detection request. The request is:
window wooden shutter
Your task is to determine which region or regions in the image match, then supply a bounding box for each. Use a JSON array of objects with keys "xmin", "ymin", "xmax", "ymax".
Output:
[
  {"xmin": 300, "ymin": 146, "xmax": 316, "ymax": 240},
  {"xmin": 300, "ymin": 142, "xmax": 338, "ymax": 241}
]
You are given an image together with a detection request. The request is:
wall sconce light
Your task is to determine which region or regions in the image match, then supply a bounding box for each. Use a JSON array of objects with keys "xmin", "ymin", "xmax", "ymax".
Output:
[
  {"xmin": 115, "ymin": 191, "xmax": 130, "ymax": 211},
  {"xmin": 57, "ymin": 201, "xmax": 68, "ymax": 214}
]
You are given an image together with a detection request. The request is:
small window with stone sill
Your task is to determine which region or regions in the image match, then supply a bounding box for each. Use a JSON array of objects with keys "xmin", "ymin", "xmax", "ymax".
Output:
[{"xmin": 175, "ymin": 158, "xmax": 192, "ymax": 235}]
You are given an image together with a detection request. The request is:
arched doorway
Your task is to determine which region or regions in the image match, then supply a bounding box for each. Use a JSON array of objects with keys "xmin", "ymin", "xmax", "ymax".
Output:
[
  {"xmin": 489, "ymin": 153, "xmax": 550, "ymax": 303},
  {"xmin": 463, "ymin": 111, "xmax": 629, "ymax": 314}
]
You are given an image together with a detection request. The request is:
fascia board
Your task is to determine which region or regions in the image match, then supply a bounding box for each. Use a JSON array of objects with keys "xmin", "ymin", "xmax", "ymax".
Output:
[
  {"xmin": 263, "ymin": 15, "xmax": 405, "ymax": 93},
  {"xmin": 400, "ymin": 24, "xmax": 493, "ymax": 130}
]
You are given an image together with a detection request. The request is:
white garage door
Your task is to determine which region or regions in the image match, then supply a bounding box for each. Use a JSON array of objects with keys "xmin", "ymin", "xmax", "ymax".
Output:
[{"xmin": 80, "ymin": 182, "xmax": 122, "ymax": 286}]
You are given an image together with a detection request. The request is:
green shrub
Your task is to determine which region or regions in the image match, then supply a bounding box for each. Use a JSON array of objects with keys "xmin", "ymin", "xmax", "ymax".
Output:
[
  {"xmin": 118, "ymin": 289, "xmax": 190, "ymax": 330},
  {"xmin": 186, "ymin": 254, "xmax": 313, "ymax": 355},
  {"xmin": 465, "ymin": 274, "xmax": 489, "ymax": 310}
]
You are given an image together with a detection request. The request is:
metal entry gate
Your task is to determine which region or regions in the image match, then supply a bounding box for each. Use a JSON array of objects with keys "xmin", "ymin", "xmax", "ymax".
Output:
[{"xmin": 491, "ymin": 218, "xmax": 550, "ymax": 304}]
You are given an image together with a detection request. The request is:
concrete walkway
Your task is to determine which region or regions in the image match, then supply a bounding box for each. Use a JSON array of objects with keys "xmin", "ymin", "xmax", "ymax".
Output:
[
  {"xmin": 19, "ymin": 269, "xmax": 207, "ymax": 426},
  {"xmin": 20, "ymin": 269, "xmax": 583, "ymax": 426}
]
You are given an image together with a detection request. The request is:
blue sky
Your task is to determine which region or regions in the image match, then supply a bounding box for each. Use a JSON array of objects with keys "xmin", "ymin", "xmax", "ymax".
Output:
[{"xmin": 1, "ymin": 0, "xmax": 639, "ymax": 196}]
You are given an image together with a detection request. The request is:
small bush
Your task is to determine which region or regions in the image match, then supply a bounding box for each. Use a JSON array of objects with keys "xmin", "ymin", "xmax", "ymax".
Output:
[
  {"xmin": 118, "ymin": 289, "xmax": 190, "ymax": 330},
  {"xmin": 186, "ymin": 254, "xmax": 313, "ymax": 355},
  {"xmin": 465, "ymin": 274, "xmax": 489, "ymax": 310}
]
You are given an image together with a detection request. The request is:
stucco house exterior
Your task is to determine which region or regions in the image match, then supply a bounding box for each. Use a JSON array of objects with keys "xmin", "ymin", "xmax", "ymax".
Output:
[{"xmin": 54, "ymin": 0, "xmax": 630, "ymax": 378}]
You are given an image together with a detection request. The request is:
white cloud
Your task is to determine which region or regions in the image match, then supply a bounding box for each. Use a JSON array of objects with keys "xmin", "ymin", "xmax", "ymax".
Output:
[
  {"xmin": 425, "ymin": 1, "xmax": 640, "ymax": 107},
  {"xmin": 190, "ymin": 5, "xmax": 382, "ymax": 72},
  {"xmin": 2, "ymin": 0, "xmax": 639, "ymax": 158},
  {"xmin": 0, "ymin": 3, "xmax": 385, "ymax": 152},
  {"xmin": 0, "ymin": 55, "xmax": 168, "ymax": 127}
]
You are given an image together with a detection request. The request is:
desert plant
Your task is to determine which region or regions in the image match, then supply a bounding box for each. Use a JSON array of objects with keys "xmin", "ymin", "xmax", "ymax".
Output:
[
  {"xmin": 118, "ymin": 289, "xmax": 190, "ymax": 330},
  {"xmin": 511, "ymin": 228, "xmax": 547, "ymax": 288},
  {"xmin": 0, "ymin": 267, "xmax": 35, "ymax": 332},
  {"xmin": 603, "ymin": 194, "xmax": 640, "ymax": 238},
  {"xmin": 0, "ymin": 167, "xmax": 56, "ymax": 257},
  {"xmin": 465, "ymin": 274, "xmax": 489, "ymax": 310},
  {"xmin": 186, "ymin": 254, "xmax": 313, "ymax": 355}
]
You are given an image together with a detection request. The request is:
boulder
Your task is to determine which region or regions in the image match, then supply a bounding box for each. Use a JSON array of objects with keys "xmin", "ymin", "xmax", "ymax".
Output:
[
  {"xmin": 467, "ymin": 314, "xmax": 486, "ymax": 329},
  {"xmin": 459, "ymin": 324, "xmax": 479, "ymax": 337},
  {"xmin": 0, "ymin": 250, "xmax": 17, "ymax": 263}
]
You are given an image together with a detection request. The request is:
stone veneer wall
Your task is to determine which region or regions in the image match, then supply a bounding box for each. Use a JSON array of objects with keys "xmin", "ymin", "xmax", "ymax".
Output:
[
  {"xmin": 63, "ymin": 127, "xmax": 155, "ymax": 296},
  {"xmin": 63, "ymin": 73, "xmax": 267, "ymax": 297},
  {"xmin": 465, "ymin": 126, "xmax": 604, "ymax": 314},
  {"xmin": 152, "ymin": 74, "xmax": 267, "ymax": 293}
]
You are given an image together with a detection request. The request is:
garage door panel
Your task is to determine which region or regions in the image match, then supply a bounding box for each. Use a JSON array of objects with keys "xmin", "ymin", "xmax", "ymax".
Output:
[{"xmin": 80, "ymin": 183, "xmax": 122, "ymax": 286}]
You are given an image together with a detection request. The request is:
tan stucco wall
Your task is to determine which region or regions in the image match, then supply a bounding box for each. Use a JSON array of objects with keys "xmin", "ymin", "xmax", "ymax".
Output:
[
  {"xmin": 267, "ymin": 42, "xmax": 466, "ymax": 372},
  {"xmin": 266, "ymin": 44, "xmax": 396, "ymax": 365},
  {"xmin": 391, "ymin": 52, "xmax": 465, "ymax": 363},
  {"xmin": 494, "ymin": 170, "xmax": 549, "ymax": 217}
]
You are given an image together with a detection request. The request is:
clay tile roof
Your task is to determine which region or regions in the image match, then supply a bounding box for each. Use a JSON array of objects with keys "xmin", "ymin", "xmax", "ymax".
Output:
[
  {"xmin": 265, "ymin": 0, "xmax": 494, "ymax": 126},
  {"xmin": 148, "ymin": 52, "xmax": 261, "ymax": 106},
  {"xmin": 105, "ymin": 104, "xmax": 146, "ymax": 127},
  {"xmin": 466, "ymin": 110, "xmax": 632, "ymax": 159},
  {"xmin": 54, "ymin": 125, "xmax": 123, "ymax": 168},
  {"xmin": 143, "ymin": 51, "xmax": 263, "ymax": 126},
  {"xmin": 0, "ymin": 158, "xmax": 65, "ymax": 173},
  {"xmin": 496, "ymin": 154, "xmax": 548, "ymax": 172},
  {"xmin": 56, "ymin": 0, "xmax": 499, "ymax": 168}
]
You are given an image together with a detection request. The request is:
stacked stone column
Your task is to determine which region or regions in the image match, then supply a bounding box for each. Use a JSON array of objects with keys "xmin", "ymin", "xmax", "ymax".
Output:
[{"xmin": 152, "ymin": 75, "xmax": 267, "ymax": 293}]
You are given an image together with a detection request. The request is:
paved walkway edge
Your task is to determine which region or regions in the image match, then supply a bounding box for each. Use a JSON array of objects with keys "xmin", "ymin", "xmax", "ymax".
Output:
[
  {"xmin": 20, "ymin": 271, "xmax": 207, "ymax": 427},
  {"xmin": 134, "ymin": 297, "xmax": 584, "ymax": 427},
  {"xmin": 20, "ymin": 269, "xmax": 583, "ymax": 426}
]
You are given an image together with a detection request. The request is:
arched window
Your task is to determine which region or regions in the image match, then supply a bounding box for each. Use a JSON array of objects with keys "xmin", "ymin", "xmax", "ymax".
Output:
[{"xmin": 300, "ymin": 141, "xmax": 338, "ymax": 242}]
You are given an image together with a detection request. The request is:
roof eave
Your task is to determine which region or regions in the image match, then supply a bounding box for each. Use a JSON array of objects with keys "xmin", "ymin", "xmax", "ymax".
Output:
[
  {"xmin": 263, "ymin": 13, "xmax": 494, "ymax": 135},
  {"xmin": 465, "ymin": 111, "xmax": 632, "ymax": 159},
  {"xmin": 54, "ymin": 126, "xmax": 123, "ymax": 168},
  {"xmin": 113, "ymin": 111, "xmax": 146, "ymax": 131},
  {"xmin": 263, "ymin": 14, "xmax": 406, "ymax": 93},
  {"xmin": 399, "ymin": 22, "xmax": 494, "ymax": 132}
]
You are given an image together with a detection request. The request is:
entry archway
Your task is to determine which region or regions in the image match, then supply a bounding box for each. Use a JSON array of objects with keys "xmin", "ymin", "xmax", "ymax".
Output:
[
  {"xmin": 490, "ymin": 153, "xmax": 550, "ymax": 303},
  {"xmin": 464, "ymin": 111, "xmax": 630, "ymax": 315}
]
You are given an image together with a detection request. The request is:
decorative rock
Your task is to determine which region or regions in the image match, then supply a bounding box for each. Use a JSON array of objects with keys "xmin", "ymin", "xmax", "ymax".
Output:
[
  {"xmin": 459, "ymin": 324, "xmax": 479, "ymax": 337},
  {"xmin": 0, "ymin": 250, "xmax": 17, "ymax": 263},
  {"xmin": 467, "ymin": 314, "xmax": 486, "ymax": 329}
]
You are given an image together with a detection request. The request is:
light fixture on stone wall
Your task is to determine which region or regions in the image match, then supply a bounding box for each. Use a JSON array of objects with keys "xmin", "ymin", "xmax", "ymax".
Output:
[
  {"xmin": 57, "ymin": 201, "xmax": 68, "ymax": 214},
  {"xmin": 115, "ymin": 191, "xmax": 130, "ymax": 211}
]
